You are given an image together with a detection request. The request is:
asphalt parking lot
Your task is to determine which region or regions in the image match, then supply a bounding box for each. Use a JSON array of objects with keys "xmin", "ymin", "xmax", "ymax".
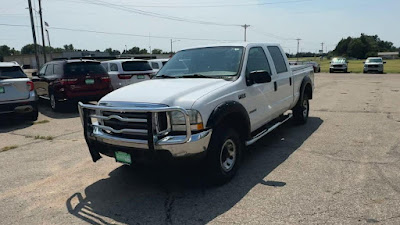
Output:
[{"xmin": 1, "ymin": 73, "xmax": 400, "ymax": 224}]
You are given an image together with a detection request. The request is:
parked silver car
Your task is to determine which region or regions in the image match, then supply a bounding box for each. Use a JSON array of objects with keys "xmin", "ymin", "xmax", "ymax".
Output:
[
  {"xmin": 0, "ymin": 62, "xmax": 38, "ymax": 121},
  {"xmin": 363, "ymin": 57, "xmax": 385, "ymax": 74},
  {"xmin": 329, "ymin": 57, "xmax": 348, "ymax": 73}
]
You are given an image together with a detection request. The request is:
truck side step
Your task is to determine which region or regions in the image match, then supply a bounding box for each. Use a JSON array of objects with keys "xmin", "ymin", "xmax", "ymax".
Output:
[{"xmin": 245, "ymin": 114, "xmax": 293, "ymax": 146}]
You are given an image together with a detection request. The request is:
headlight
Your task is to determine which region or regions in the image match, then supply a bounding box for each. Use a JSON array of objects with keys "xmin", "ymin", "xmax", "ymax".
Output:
[{"xmin": 169, "ymin": 109, "xmax": 204, "ymax": 131}]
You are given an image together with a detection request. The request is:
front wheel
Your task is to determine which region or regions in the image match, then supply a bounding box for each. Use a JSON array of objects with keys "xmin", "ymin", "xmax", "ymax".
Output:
[
  {"xmin": 206, "ymin": 125, "xmax": 243, "ymax": 184},
  {"xmin": 293, "ymin": 94, "xmax": 309, "ymax": 124}
]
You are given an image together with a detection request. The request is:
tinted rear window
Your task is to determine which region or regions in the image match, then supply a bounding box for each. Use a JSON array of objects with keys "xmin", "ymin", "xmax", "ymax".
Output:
[
  {"xmin": 122, "ymin": 61, "xmax": 152, "ymax": 71},
  {"xmin": 0, "ymin": 66, "xmax": 27, "ymax": 79},
  {"xmin": 64, "ymin": 62, "xmax": 106, "ymax": 77}
]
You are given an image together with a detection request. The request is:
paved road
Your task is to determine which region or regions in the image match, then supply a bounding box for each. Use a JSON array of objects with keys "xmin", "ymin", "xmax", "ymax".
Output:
[{"xmin": 1, "ymin": 73, "xmax": 400, "ymax": 224}]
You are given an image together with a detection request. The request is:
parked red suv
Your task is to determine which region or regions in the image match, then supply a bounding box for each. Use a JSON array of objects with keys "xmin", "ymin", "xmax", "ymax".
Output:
[{"xmin": 32, "ymin": 60, "xmax": 112, "ymax": 111}]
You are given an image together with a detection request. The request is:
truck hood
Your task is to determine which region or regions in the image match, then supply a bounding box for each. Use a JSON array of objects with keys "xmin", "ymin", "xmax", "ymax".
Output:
[{"xmin": 99, "ymin": 78, "xmax": 231, "ymax": 108}]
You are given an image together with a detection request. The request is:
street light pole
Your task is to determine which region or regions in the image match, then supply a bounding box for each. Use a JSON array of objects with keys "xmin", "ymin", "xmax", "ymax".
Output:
[
  {"xmin": 27, "ymin": 0, "xmax": 40, "ymax": 69},
  {"xmin": 170, "ymin": 39, "xmax": 180, "ymax": 57},
  {"xmin": 38, "ymin": 0, "xmax": 47, "ymax": 63}
]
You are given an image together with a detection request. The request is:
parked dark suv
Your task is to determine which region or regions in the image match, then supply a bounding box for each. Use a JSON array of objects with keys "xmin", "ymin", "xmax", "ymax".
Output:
[{"xmin": 32, "ymin": 60, "xmax": 112, "ymax": 111}]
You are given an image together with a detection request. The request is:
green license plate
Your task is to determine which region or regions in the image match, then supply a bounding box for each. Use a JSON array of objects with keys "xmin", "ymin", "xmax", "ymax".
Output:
[
  {"xmin": 137, "ymin": 75, "xmax": 145, "ymax": 79},
  {"xmin": 85, "ymin": 79, "xmax": 95, "ymax": 84},
  {"xmin": 115, "ymin": 151, "xmax": 132, "ymax": 164},
  {"xmin": 0, "ymin": 87, "xmax": 4, "ymax": 94}
]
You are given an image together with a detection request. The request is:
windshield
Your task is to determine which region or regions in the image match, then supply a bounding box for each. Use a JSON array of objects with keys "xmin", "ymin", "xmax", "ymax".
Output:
[
  {"xmin": 64, "ymin": 62, "xmax": 106, "ymax": 77},
  {"xmin": 122, "ymin": 61, "xmax": 152, "ymax": 71},
  {"xmin": 0, "ymin": 66, "xmax": 27, "ymax": 79},
  {"xmin": 157, "ymin": 46, "xmax": 244, "ymax": 78},
  {"xmin": 332, "ymin": 58, "xmax": 346, "ymax": 63},
  {"xmin": 366, "ymin": 58, "xmax": 383, "ymax": 63}
]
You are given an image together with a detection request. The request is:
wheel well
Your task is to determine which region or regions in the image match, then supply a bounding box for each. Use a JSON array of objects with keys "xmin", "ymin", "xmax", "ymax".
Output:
[
  {"xmin": 304, "ymin": 83, "xmax": 312, "ymax": 99},
  {"xmin": 218, "ymin": 112, "xmax": 251, "ymax": 141}
]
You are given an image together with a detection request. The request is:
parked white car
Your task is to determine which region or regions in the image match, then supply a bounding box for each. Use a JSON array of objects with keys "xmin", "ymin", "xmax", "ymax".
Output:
[
  {"xmin": 148, "ymin": 58, "xmax": 169, "ymax": 73},
  {"xmin": 101, "ymin": 59, "xmax": 153, "ymax": 90},
  {"xmin": 79, "ymin": 43, "xmax": 314, "ymax": 183}
]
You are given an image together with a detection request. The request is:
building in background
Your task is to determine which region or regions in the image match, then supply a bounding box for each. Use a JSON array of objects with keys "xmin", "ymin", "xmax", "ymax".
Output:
[{"xmin": 378, "ymin": 52, "xmax": 399, "ymax": 59}]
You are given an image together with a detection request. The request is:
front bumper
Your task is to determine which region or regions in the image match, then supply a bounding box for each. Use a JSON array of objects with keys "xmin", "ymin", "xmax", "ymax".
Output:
[{"xmin": 78, "ymin": 102, "xmax": 212, "ymax": 162}]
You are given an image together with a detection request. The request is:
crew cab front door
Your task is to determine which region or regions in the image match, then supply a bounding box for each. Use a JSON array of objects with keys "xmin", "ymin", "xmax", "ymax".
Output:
[{"xmin": 243, "ymin": 47, "xmax": 276, "ymax": 131}]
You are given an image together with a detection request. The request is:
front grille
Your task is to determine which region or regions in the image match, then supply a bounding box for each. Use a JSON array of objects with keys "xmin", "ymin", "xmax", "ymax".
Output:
[
  {"xmin": 97, "ymin": 111, "xmax": 168, "ymax": 140},
  {"xmin": 333, "ymin": 65, "xmax": 342, "ymax": 68},
  {"xmin": 368, "ymin": 65, "xmax": 379, "ymax": 68}
]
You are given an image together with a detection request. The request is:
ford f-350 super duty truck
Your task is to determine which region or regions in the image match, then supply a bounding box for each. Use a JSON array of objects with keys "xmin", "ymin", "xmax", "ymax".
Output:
[{"xmin": 78, "ymin": 43, "xmax": 314, "ymax": 183}]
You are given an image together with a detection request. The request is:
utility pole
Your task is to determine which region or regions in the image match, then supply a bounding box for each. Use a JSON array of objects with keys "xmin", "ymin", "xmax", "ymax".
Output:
[
  {"xmin": 241, "ymin": 24, "xmax": 250, "ymax": 42},
  {"xmin": 38, "ymin": 0, "xmax": 46, "ymax": 63},
  {"xmin": 170, "ymin": 39, "xmax": 180, "ymax": 57},
  {"xmin": 45, "ymin": 22, "xmax": 52, "ymax": 59},
  {"xmin": 320, "ymin": 42, "xmax": 324, "ymax": 54},
  {"xmin": 28, "ymin": 0, "xmax": 40, "ymax": 69},
  {"xmin": 296, "ymin": 38, "xmax": 301, "ymax": 61}
]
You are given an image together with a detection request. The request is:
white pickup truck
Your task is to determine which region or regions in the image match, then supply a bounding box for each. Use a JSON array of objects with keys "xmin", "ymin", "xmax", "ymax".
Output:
[{"xmin": 78, "ymin": 43, "xmax": 314, "ymax": 183}]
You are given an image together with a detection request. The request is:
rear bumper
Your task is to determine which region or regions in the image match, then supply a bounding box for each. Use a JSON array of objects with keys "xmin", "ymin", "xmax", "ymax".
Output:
[
  {"xmin": 78, "ymin": 102, "xmax": 212, "ymax": 163},
  {"xmin": 55, "ymin": 88, "xmax": 112, "ymax": 102},
  {"xmin": 0, "ymin": 99, "xmax": 38, "ymax": 115}
]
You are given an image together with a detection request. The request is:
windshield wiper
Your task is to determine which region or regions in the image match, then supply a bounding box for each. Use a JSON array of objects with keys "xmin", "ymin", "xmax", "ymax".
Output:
[
  {"xmin": 180, "ymin": 74, "xmax": 214, "ymax": 78},
  {"xmin": 156, "ymin": 74, "xmax": 176, "ymax": 79}
]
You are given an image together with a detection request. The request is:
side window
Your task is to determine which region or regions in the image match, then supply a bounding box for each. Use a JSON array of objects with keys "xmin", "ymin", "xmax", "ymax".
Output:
[
  {"xmin": 53, "ymin": 64, "xmax": 63, "ymax": 74},
  {"xmin": 39, "ymin": 65, "xmax": 47, "ymax": 76},
  {"xmin": 267, "ymin": 46, "xmax": 288, "ymax": 74},
  {"xmin": 45, "ymin": 64, "xmax": 54, "ymax": 76},
  {"xmin": 110, "ymin": 63, "xmax": 118, "ymax": 72},
  {"xmin": 151, "ymin": 62, "xmax": 160, "ymax": 69},
  {"xmin": 246, "ymin": 47, "xmax": 272, "ymax": 79}
]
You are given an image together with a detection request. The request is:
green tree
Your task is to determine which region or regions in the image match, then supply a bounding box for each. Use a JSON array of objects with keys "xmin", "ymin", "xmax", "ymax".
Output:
[
  {"xmin": 105, "ymin": 48, "xmax": 121, "ymax": 55},
  {"xmin": 0, "ymin": 45, "xmax": 12, "ymax": 61},
  {"xmin": 151, "ymin": 48, "xmax": 162, "ymax": 54},
  {"xmin": 63, "ymin": 44, "xmax": 74, "ymax": 51}
]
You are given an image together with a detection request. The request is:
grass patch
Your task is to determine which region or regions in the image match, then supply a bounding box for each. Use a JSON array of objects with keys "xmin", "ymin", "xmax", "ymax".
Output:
[
  {"xmin": 33, "ymin": 120, "xmax": 50, "ymax": 125},
  {"xmin": 289, "ymin": 58, "xmax": 400, "ymax": 73},
  {"xmin": 1, "ymin": 145, "xmax": 18, "ymax": 152},
  {"xmin": 34, "ymin": 135, "xmax": 54, "ymax": 140}
]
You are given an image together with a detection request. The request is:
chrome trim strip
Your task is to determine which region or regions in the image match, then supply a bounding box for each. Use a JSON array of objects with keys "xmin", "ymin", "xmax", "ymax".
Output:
[
  {"xmin": 90, "ymin": 114, "xmax": 147, "ymax": 123},
  {"xmin": 93, "ymin": 124, "xmax": 147, "ymax": 135}
]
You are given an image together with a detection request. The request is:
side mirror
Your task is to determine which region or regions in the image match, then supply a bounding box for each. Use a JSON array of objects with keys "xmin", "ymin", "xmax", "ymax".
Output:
[
  {"xmin": 383, "ymin": 61, "xmax": 387, "ymax": 64},
  {"xmin": 250, "ymin": 70, "xmax": 271, "ymax": 84},
  {"xmin": 363, "ymin": 61, "xmax": 366, "ymax": 64}
]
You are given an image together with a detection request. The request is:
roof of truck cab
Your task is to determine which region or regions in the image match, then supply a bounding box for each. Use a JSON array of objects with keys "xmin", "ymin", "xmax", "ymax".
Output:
[{"xmin": 180, "ymin": 42, "xmax": 280, "ymax": 51}]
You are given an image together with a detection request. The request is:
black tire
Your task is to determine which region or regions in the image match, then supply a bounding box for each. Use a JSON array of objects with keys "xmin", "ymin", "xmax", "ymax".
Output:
[
  {"xmin": 318, "ymin": 68, "xmax": 321, "ymax": 73},
  {"xmin": 344, "ymin": 68, "xmax": 348, "ymax": 73},
  {"xmin": 50, "ymin": 93, "xmax": 61, "ymax": 112},
  {"xmin": 206, "ymin": 125, "xmax": 243, "ymax": 185},
  {"xmin": 293, "ymin": 94, "xmax": 309, "ymax": 125},
  {"xmin": 329, "ymin": 69, "xmax": 333, "ymax": 73},
  {"xmin": 25, "ymin": 110, "xmax": 38, "ymax": 121}
]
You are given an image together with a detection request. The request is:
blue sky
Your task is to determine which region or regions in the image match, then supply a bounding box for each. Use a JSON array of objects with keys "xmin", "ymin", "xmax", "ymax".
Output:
[{"xmin": 1, "ymin": 0, "xmax": 399, "ymax": 54}]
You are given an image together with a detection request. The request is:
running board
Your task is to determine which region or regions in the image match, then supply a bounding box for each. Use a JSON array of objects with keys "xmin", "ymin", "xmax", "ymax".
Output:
[{"xmin": 246, "ymin": 114, "xmax": 293, "ymax": 146}]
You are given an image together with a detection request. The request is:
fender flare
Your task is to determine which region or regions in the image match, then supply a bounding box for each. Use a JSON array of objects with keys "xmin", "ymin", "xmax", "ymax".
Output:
[
  {"xmin": 299, "ymin": 76, "xmax": 313, "ymax": 101},
  {"xmin": 206, "ymin": 101, "xmax": 251, "ymax": 140}
]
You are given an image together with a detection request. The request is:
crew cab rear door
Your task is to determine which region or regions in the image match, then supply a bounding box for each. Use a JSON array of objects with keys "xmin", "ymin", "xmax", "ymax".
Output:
[{"xmin": 266, "ymin": 45, "xmax": 294, "ymax": 114}]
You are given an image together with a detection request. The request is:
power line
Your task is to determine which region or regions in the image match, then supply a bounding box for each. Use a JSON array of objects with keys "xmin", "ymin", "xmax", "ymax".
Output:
[
  {"xmin": 70, "ymin": 0, "xmax": 313, "ymax": 8},
  {"xmin": 0, "ymin": 23, "xmax": 241, "ymax": 42},
  {"xmin": 78, "ymin": 0, "xmax": 242, "ymax": 27}
]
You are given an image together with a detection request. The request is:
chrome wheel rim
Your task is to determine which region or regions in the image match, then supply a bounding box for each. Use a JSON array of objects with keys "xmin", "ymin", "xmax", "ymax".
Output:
[
  {"xmin": 220, "ymin": 139, "xmax": 236, "ymax": 172},
  {"xmin": 50, "ymin": 94, "xmax": 56, "ymax": 109},
  {"xmin": 302, "ymin": 99, "xmax": 308, "ymax": 118}
]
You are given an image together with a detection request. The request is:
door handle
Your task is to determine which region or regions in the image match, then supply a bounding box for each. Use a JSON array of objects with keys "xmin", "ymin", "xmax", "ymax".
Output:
[
  {"xmin": 289, "ymin": 77, "xmax": 292, "ymax": 86},
  {"xmin": 274, "ymin": 82, "xmax": 277, "ymax": 91}
]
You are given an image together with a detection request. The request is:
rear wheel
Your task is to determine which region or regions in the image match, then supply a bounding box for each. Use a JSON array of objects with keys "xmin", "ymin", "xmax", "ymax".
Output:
[
  {"xmin": 25, "ymin": 110, "xmax": 38, "ymax": 121},
  {"xmin": 50, "ymin": 93, "xmax": 60, "ymax": 111},
  {"xmin": 293, "ymin": 94, "xmax": 309, "ymax": 124},
  {"xmin": 206, "ymin": 125, "xmax": 243, "ymax": 184}
]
